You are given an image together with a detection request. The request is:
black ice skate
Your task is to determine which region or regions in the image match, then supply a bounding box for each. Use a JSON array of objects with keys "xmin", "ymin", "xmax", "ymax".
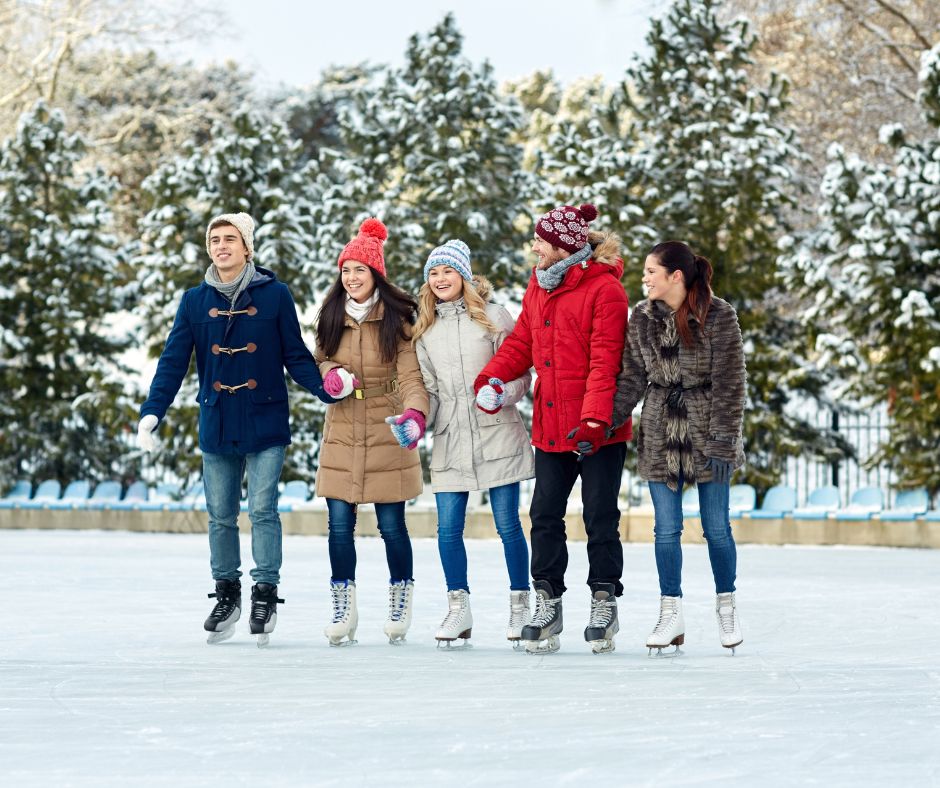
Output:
[
  {"xmin": 204, "ymin": 579, "xmax": 241, "ymax": 645},
  {"xmin": 584, "ymin": 583, "xmax": 619, "ymax": 654},
  {"xmin": 249, "ymin": 583, "xmax": 284, "ymax": 648},
  {"xmin": 521, "ymin": 580, "xmax": 563, "ymax": 654}
]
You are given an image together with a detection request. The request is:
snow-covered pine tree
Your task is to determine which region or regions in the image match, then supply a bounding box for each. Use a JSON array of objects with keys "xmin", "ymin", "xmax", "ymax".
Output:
[
  {"xmin": 0, "ymin": 101, "xmax": 134, "ymax": 486},
  {"xmin": 785, "ymin": 42, "xmax": 940, "ymax": 497},
  {"xmin": 312, "ymin": 14, "xmax": 534, "ymax": 293},
  {"xmin": 133, "ymin": 106, "xmax": 326, "ymax": 483},
  {"xmin": 590, "ymin": 0, "xmax": 835, "ymax": 491}
]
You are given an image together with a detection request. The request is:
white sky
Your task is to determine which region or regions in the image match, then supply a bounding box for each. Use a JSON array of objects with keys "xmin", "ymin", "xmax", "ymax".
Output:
[{"xmin": 177, "ymin": 0, "xmax": 671, "ymax": 89}]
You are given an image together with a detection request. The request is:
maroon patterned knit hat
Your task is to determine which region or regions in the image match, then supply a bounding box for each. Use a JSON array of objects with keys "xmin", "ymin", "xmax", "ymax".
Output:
[{"xmin": 535, "ymin": 203, "xmax": 599, "ymax": 253}]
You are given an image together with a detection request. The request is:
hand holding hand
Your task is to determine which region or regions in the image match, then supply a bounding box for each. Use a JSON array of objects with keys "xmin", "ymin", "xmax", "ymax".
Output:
[
  {"xmin": 385, "ymin": 408, "xmax": 426, "ymax": 450},
  {"xmin": 705, "ymin": 457, "xmax": 733, "ymax": 485},
  {"xmin": 137, "ymin": 414, "xmax": 159, "ymax": 453},
  {"xmin": 323, "ymin": 367, "xmax": 358, "ymax": 399},
  {"xmin": 473, "ymin": 375, "xmax": 505, "ymax": 414},
  {"xmin": 566, "ymin": 419, "xmax": 608, "ymax": 458}
]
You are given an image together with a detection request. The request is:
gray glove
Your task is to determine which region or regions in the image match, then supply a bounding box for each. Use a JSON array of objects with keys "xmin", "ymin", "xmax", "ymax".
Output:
[{"xmin": 705, "ymin": 457, "xmax": 732, "ymax": 485}]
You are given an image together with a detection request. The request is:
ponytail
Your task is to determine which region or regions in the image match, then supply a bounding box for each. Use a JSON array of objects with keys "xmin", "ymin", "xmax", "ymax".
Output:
[{"xmin": 648, "ymin": 241, "xmax": 713, "ymax": 346}]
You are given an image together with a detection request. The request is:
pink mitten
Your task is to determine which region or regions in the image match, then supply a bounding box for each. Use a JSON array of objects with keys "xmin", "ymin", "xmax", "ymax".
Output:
[{"xmin": 323, "ymin": 368, "xmax": 356, "ymax": 399}]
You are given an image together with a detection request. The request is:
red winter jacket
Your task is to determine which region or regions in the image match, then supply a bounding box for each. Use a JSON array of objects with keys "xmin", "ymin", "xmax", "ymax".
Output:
[{"xmin": 480, "ymin": 251, "xmax": 631, "ymax": 452}]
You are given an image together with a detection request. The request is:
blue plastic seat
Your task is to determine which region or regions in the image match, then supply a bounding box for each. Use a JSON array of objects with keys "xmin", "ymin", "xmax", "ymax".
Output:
[
  {"xmin": 86, "ymin": 481, "xmax": 123, "ymax": 510},
  {"xmin": 48, "ymin": 480, "xmax": 91, "ymax": 510},
  {"xmin": 792, "ymin": 485, "xmax": 840, "ymax": 519},
  {"xmin": 0, "ymin": 480, "xmax": 32, "ymax": 509},
  {"xmin": 749, "ymin": 485, "xmax": 797, "ymax": 519},
  {"xmin": 175, "ymin": 481, "xmax": 206, "ymax": 511},
  {"xmin": 879, "ymin": 489, "xmax": 929, "ymax": 521},
  {"xmin": 110, "ymin": 481, "xmax": 149, "ymax": 510},
  {"xmin": 681, "ymin": 486, "xmax": 700, "ymax": 517},
  {"xmin": 18, "ymin": 479, "xmax": 62, "ymax": 509},
  {"xmin": 137, "ymin": 482, "xmax": 181, "ymax": 511},
  {"xmin": 728, "ymin": 484, "xmax": 756, "ymax": 517},
  {"xmin": 834, "ymin": 486, "xmax": 884, "ymax": 520},
  {"xmin": 279, "ymin": 480, "xmax": 311, "ymax": 513}
]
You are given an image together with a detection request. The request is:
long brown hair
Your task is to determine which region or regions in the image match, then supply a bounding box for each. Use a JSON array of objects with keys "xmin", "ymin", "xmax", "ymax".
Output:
[
  {"xmin": 316, "ymin": 269, "xmax": 418, "ymax": 363},
  {"xmin": 649, "ymin": 240, "xmax": 713, "ymax": 347}
]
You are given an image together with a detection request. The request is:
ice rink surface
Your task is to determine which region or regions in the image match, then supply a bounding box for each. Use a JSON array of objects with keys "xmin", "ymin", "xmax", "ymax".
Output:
[{"xmin": 2, "ymin": 528, "xmax": 939, "ymax": 787}]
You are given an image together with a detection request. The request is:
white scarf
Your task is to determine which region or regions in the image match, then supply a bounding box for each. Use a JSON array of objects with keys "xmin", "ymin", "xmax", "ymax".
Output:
[{"xmin": 345, "ymin": 291, "xmax": 379, "ymax": 323}]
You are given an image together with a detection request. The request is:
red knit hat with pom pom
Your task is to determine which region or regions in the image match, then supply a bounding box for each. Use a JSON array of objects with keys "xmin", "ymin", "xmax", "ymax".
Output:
[
  {"xmin": 338, "ymin": 217, "xmax": 388, "ymax": 277},
  {"xmin": 535, "ymin": 203, "xmax": 598, "ymax": 253}
]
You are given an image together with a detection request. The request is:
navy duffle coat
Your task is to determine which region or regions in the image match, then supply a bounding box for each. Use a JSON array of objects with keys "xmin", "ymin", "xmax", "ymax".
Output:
[{"xmin": 140, "ymin": 266, "xmax": 334, "ymax": 454}]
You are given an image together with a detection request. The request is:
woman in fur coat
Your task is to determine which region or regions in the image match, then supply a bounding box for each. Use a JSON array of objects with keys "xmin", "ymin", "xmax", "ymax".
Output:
[
  {"xmin": 314, "ymin": 218, "xmax": 430, "ymax": 647},
  {"xmin": 611, "ymin": 240, "xmax": 746, "ymax": 655},
  {"xmin": 413, "ymin": 240, "xmax": 535, "ymax": 648}
]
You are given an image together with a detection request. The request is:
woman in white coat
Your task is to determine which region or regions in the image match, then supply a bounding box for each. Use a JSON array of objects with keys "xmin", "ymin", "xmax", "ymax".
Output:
[{"xmin": 414, "ymin": 240, "xmax": 535, "ymax": 648}]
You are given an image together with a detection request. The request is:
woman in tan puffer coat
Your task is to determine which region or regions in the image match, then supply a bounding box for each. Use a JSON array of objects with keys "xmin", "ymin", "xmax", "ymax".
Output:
[
  {"xmin": 611, "ymin": 240, "xmax": 746, "ymax": 657},
  {"xmin": 413, "ymin": 240, "xmax": 535, "ymax": 649},
  {"xmin": 313, "ymin": 218, "xmax": 429, "ymax": 647}
]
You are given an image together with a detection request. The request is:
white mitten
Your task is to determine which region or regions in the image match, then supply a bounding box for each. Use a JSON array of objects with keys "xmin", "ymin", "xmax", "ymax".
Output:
[{"xmin": 137, "ymin": 414, "xmax": 159, "ymax": 452}]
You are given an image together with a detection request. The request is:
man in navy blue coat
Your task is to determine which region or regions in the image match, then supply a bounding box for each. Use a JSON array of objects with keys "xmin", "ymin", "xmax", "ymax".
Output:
[{"xmin": 138, "ymin": 212, "xmax": 334, "ymax": 646}]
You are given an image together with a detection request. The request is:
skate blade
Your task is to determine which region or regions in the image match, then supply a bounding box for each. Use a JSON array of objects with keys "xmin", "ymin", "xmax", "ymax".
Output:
[
  {"xmin": 589, "ymin": 639, "xmax": 616, "ymax": 654},
  {"xmin": 648, "ymin": 645, "xmax": 683, "ymax": 658},
  {"xmin": 327, "ymin": 637, "xmax": 358, "ymax": 647},
  {"xmin": 206, "ymin": 628, "xmax": 236, "ymax": 645},
  {"xmin": 387, "ymin": 636, "xmax": 408, "ymax": 645},
  {"xmin": 511, "ymin": 640, "xmax": 527, "ymax": 652},
  {"xmin": 523, "ymin": 635, "xmax": 560, "ymax": 654},
  {"xmin": 436, "ymin": 638, "xmax": 472, "ymax": 650},
  {"xmin": 256, "ymin": 634, "xmax": 270, "ymax": 648}
]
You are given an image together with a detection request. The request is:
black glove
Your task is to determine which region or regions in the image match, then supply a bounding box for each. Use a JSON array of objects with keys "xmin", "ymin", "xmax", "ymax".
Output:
[{"xmin": 705, "ymin": 457, "xmax": 732, "ymax": 485}]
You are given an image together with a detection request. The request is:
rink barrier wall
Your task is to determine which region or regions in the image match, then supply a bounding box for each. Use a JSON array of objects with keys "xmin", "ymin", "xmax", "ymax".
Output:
[{"xmin": 1, "ymin": 507, "xmax": 939, "ymax": 548}]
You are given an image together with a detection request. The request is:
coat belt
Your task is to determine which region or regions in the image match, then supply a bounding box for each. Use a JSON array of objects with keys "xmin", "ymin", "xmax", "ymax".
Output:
[
  {"xmin": 649, "ymin": 380, "xmax": 711, "ymax": 408},
  {"xmin": 353, "ymin": 378, "xmax": 398, "ymax": 400}
]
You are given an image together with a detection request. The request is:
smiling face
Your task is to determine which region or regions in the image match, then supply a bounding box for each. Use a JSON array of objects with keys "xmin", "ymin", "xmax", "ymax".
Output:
[
  {"xmin": 341, "ymin": 260, "xmax": 376, "ymax": 303},
  {"xmin": 208, "ymin": 223, "xmax": 249, "ymax": 282},
  {"xmin": 642, "ymin": 254, "xmax": 686, "ymax": 308},
  {"xmin": 532, "ymin": 234, "xmax": 567, "ymax": 270},
  {"xmin": 427, "ymin": 265, "xmax": 465, "ymax": 302}
]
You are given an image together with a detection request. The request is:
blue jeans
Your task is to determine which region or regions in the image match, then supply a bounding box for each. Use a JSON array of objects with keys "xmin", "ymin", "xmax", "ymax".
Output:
[
  {"xmin": 647, "ymin": 476, "xmax": 737, "ymax": 597},
  {"xmin": 326, "ymin": 498, "xmax": 413, "ymax": 583},
  {"xmin": 203, "ymin": 445, "xmax": 286, "ymax": 585},
  {"xmin": 436, "ymin": 482, "xmax": 530, "ymax": 592}
]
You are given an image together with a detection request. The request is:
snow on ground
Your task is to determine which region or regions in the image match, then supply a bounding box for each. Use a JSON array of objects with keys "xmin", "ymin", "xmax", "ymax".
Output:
[{"xmin": 2, "ymin": 529, "xmax": 939, "ymax": 787}]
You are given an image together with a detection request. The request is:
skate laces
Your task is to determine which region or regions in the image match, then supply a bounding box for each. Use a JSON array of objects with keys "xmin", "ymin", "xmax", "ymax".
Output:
[
  {"xmin": 330, "ymin": 583, "xmax": 351, "ymax": 623},
  {"xmin": 509, "ymin": 593, "xmax": 530, "ymax": 629},
  {"xmin": 530, "ymin": 592, "xmax": 558, "ymax": 627},
  {"xmin": 717, "ymin": 594, "xmax": 737, "ymax": 634},
  {"xmin": 652, "ymin": 597, "xmax": 679, "ymax": 633},
  {"xmin": 387, "ymin": 581, "xmax": 412, "ymax": 623},
  {"xmin": 589, "ymin": 596, "xmax": 615, "ymax": 627},
  {"xmin": 440, "ymin": 592, "xmax": 468, "ymax": 629},
  {"xmin": 250, "ymin": 586, "xmax": 282, "ymax": 623}
]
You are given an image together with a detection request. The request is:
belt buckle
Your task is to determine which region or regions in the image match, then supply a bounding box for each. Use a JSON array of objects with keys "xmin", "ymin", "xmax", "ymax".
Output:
[{"xmin": 354, "ymin": 389, "xmax": 364, "ymax": 399}]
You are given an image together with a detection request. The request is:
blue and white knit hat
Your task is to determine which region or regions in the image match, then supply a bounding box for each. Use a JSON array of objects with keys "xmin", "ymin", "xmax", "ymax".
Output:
[{"xmin": 424, "ymin": 239, "xmax": 472, "ymax": 282}]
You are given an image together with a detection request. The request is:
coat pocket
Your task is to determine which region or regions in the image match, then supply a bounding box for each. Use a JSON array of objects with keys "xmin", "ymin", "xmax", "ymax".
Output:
[
  {"xmin": 249, "ymin": 389, "xmax": 290, "ymax": 441},
  {"xmin": 477, "ymin": 409, "xmax": 524, "ymax": 461},
  {"xmin": 430, "ymin": 419, "xmax": 450, "ymax": 471}
]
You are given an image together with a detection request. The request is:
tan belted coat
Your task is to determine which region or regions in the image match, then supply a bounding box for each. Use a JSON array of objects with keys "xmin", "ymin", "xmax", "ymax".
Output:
[{"xmin": 315, "ymin": 302, "xmax": 429, "ymax": 504}]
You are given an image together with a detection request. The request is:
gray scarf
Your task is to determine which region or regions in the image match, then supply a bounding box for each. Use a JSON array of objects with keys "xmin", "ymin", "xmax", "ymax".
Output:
[
  {"xmin": 205, "ymin": 260, "xmax": 256, "ymax": 305},
  {"xmin": 535, "ymin": 244, "xmax": 592, "ymax": 291}
]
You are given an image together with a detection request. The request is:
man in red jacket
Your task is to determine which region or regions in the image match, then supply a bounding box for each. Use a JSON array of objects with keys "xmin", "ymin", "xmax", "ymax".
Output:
[{"xmin": 474, "ymin": 203, "xmax": 630, "ymax": 654}]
